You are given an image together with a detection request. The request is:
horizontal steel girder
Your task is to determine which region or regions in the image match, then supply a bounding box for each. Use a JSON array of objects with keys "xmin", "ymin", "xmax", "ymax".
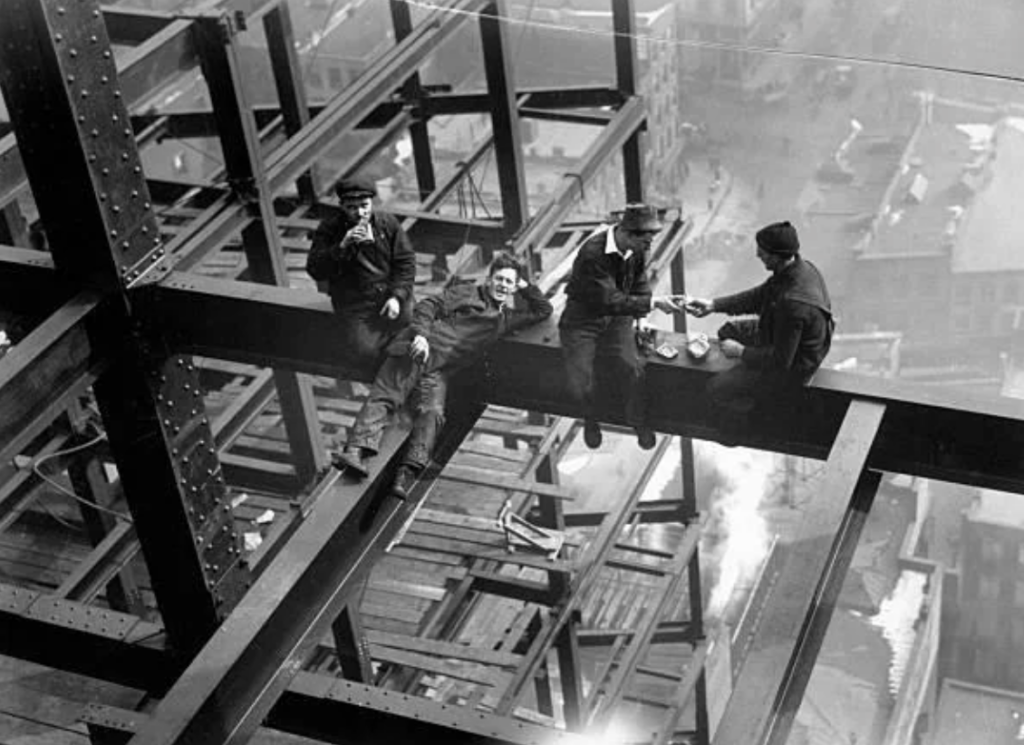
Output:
[{"xmin": 137, "ymin": 274, "xmax": 1024, "ymax": 493}]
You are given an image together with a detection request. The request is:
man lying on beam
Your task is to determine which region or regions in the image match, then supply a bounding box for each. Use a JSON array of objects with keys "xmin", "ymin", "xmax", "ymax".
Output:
[{"xmin": 333, "ymin": 254, "xmax": 553, "ymax": 500}]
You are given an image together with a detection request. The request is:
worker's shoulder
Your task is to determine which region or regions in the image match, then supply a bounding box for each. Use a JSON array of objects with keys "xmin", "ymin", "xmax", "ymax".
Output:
[
  {"xmin": 372, "ymin": 209, "xmax": 404, "ymax": 233},
  {"xmin": 575, "ymin": 230, "xmax": 611, "ymax": 260}
]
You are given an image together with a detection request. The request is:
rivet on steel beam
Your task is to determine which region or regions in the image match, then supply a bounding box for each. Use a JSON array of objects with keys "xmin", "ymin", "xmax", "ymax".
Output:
[
  {"xmin": 69, "ymin": 49, "xmax": 77, "ymax": 58},
  {"xmin": 80, "ymin": 90, "xmax": 88, "ymax": 99},
  {"xmin": 121, "ymin": 241, "xmax": 129, "ymax": 250},
  {"xmin": 66, "ymin": 75, "xmax": 75, "ymax": 83},
  {"xmin": 109, "ymin": 229, "xmax": 117, "ymax": 238},
  {"xmin": 93, "ymin": 9, "xmax": 100, "ymax": 18},
  {"xmin": 102, "ymin": 76, "xmax": 110, "ymax": 85},
  {"xmin": 121, "ymin": 152, "xmax": 129, "ymax": 162},
  {"xmin": 111, "ymin": 113, "xmax": 118, "ymax": 123},
  {"xmin": 77, "ymin": 115, "xmax": 85, "ymax": 123},
  {"xmin": 141, "ymin": 226, "xmax": 148, "ymax": 234},
  {"xmin": 123, "ymin": 128, "xmax": 130, "ymax": 137},
  {"xmin": 88, "ymin": 154, "xmax": 97, "ymax": 162},
  {"xmin": 89, "ymin": 35, "xmax": 97, "ymax": 43},
  {"xmin": 101, "ymin": 167, "xmax": 109, "ymax": 176},
  {"xmin": 57, "ymin": 6, "xmax": 65, "ymax": 13},
  {"xmin": 55, "ymin": 33, "xmax": 63, "ymax": 42},
  {"xmin": 144, "ymin": 202, "xmax": 151, "ymax": 210},
  {"xmin": 129, "ymin": 189, "xmax": 138, "ymax": 198},
  {"xmin": 103, "ymin": 51, "xmax": 111, "ymax": 59},
  {"xmin": 112, "ymin": 206, "xmax": 120, "ymax": 214},
  {"xmin": 132, "ymin": 166, "xmax": 141, "ymax": 174},
  {"xmin": 114, "ymin": 89, "xmax": 122, "ymax": 99}
]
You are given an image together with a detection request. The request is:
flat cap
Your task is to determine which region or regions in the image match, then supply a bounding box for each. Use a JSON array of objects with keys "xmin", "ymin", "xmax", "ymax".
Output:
[{"xmin": 334, "ymin": 175, "xmax": 378, "ymax": 200}]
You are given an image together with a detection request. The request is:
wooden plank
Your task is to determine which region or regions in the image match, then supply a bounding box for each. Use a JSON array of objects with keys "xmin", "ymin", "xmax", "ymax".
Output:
[
  {"xmin": 440, "ymin": 465, "xmax": 574, "ymax": 501},
  {"xmin": 364, "ymin": 629, "xmax": 522, "ymax": 669},
  {"xmin": 370, "ymin": 645, "xmax": 503, "ymax": 687}
]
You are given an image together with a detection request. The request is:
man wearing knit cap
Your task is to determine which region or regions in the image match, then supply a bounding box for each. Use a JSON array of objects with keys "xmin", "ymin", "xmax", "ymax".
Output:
[
  {"xmin": 686, "ymin": 220, "xmax": 833, "ymax": 442},
  {"xmin": 307, "ymin": 175, "xmax": 417, "ymax": 368},
  {"xmin": 560, "ymin": 203, "xmax": 684, "ymax": 451}
]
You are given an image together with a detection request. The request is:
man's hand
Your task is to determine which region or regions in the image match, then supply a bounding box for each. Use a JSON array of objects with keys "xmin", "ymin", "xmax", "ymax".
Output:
[
  {"xmin": 652, "ymin": 295, "xmax": 683, "ymax": 314},
  {"xmin": 684, "ymin": 297, "xmax": 714, "ymax": 318},
  {"xmin": 410, "ymin": 334, "xmax": 430, "ymax": 363},
  {"xmin": 721, "ymin": 339, "xmax": 744, "ymax": 358},
  {"xmin": 380, "ymin": 297, "xmax": 401, "ymax": 320},
  {"xmin": 339, "ymin": 222, "xmax": 372, "ymax": 252}
]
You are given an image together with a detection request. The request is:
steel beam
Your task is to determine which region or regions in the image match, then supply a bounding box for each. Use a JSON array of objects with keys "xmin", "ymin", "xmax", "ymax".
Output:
[
  {"xmin": 102, "ymin": 7, "xmax": 175, "ymax": 45},
  {"xmin": 509, "ymin": 96, "xmax": 646, "ymax": 257},
  {"xmin": 0, "ymin": 0, "xmax": 248, "ymax": 655},
  {"xmin": 612, "ymin": 0, "xmax": 643, "ymax": 202},
  {"xmin": 142, "ymin": 276, "xmax": 1024, "ymax": 493},
  {"xmin": 264, "ymin": 0, "xmax": 489, "ymax": 196},
  {"xmin": 262, "ymin": 2, "xmax": 318, "ymax": 202},
  {"xmin": 391, "ymin": 0, "xmax": 436, "ymax": 200},
  {"xmin": 479, "ymin": 1, "xmax": 528, "ymax": 238},
  {"xmin": 0, "ymin": 582, "xmax": 175, "ymax": 693},
  {"xmin": 760, "ymin": 467, "xmax": 882, "ymax": 745},
  {"xmin": 712, "ymin": 400, "xmax": 887, "ymax": 745},
  {"xmin": 193, "ymin": 11, "xmax": 324, "ymax": 483},
  {"xmin": 0, "ymin": 293, "xmax": 109, "ymax": 469},
  {"xmin": 127, "ymin": 391, "xmax": 485, "ymax": 745}
]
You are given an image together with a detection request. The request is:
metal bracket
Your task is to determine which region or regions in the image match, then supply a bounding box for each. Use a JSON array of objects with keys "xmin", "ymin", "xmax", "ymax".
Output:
[{"xmin": 498, "ymin": 498, "xmax": 564, "ymax": 559}]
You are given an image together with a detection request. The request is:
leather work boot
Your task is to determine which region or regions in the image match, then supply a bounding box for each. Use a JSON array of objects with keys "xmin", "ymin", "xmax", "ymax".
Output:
[
  {"xmin": 332, "ymin": 446, "xmax": 369, "ymax": 479},
  {"xmin": 583, "ymin": 420, "xmax": 602, "ymax": 450},
  {"xmin": 391, "ymin": 465, "xmax": 417, "ymax": 501},
  {"xmin": 635, "ymin": 426, "xmax": 656, "ymax": 451}
]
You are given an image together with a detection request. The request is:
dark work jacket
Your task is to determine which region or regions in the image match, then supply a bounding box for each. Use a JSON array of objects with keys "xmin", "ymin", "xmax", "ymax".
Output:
[
  {"xmin": 715, "ymin": 257, "xmax": 834, "ymax": 381},
  {"xmin": 306, "ymin": 209, "xmax": 416, "ymax": 311},
  {"xmin": 388, "ymin": 282, "xmax": 553, "ymax": 374},
  {"xmin": 562, "ymin": 227, "xmax": 652, "ymax": 321}
]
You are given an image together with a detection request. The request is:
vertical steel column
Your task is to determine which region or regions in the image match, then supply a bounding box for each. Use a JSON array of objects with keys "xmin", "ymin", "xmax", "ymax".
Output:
[
  {"xmin": 671, "ymin": 249, "xmax": 710, "ymax": 745},
  {"xmin": 193, "ymin": 14, "xmax": 325, "ymax": 484},
  {"xmin": 0, "ymin": 0, "xmax": 248, "ymax": 655},
  {"xmin": 390, "ymin": 0, "xmax": 437, "ymax": 201},
  {"xmin": 479, "ymin": 1, "xmax": 528, "ymax": 240},
  {"xmin": 67, "ymin": 451, "xmax": 142, "ymax": 615},
  {"xmin": 611, "ymin": 0, "xmax": 644, "ymax": 203},
  {"xmin": 263, "ymin": 2, "xmax": 318, "ymax": 203},
  {"xmin": 332, "ymin": 602, "xmax": 374, "ymax": 683},
  {"xmin": 0, "ymin": 200, "xmax": 30, "ymax": 247},
  {"xmin": 536, "ymin": 445, "xmax": 584, "ymax": 731}
]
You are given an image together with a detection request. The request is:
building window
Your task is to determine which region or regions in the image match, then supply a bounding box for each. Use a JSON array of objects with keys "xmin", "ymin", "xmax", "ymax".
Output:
[
  {"xmin": 982, "ymin": 540, "xmax": 1004, "ymax": 564},
  {"xmin": 919, "ymin": 272, "xmax": 938, "ymax": 297},
  {"xmin": 1016, "ymin": 580, "xmax": 1024, "ymax": 608},
  {"xmin": 980, "ymin": 281, "xmax": 996, "ymax": 302},
  {"xmin": 979, "ymin": 574, "xmax": 1000, "ymax": 601},
  {"xmin": 954, "ymin": 283, "xmax": 971, "ymax": 303},
  {"xmin": 953, "ymin": 312, "xmax": 971, "ymax": 333},
  {"xmin": 1004, "ymin": 279, "xmax": 1019, "ymax": 303}
]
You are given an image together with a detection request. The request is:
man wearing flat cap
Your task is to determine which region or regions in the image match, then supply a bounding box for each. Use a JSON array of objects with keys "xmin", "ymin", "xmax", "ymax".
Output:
[
  {"xmin": 307, "ymin": 175, "xmax": 417, "ymax": 367},
  {"xmin": 560, "ymin": 203, "xmax": 683, "ymax": 451},
  {"xmin": 686, "ymin": 220, "xmax": 834, "ymax": 439}
]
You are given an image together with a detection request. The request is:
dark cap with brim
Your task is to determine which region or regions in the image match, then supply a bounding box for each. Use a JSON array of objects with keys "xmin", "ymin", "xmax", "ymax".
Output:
[
  {"xmin": 619, "ymin": 203, "xmax": 663, "ymax": 233},
  {"xmin": 334, "ymin": 176, "xmax": 378, "ymax": 200}
]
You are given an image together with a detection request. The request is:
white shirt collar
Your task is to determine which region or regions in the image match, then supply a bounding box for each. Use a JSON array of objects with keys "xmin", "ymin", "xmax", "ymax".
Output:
[{"xmin": 603, "ymin": 225, "xmax": 632, "ymax": 261}]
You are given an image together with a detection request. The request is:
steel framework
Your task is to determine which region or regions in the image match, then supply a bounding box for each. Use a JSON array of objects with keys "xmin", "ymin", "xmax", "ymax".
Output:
[{"xmin": 0, "ymin": 2, "xmax": 1021, "ymax": 745}]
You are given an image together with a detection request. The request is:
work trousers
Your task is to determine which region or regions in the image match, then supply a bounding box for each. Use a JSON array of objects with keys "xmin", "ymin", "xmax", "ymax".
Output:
[
  {"xmin": 708, "ymin": 318, "xmax": 806, "ymax": 419},
  {"xmin": 346, "ymin": 355, "xmax": 447, "ymax": 471},
  {"xmin": 559, "ymin": 311, "xmax": 644, "ymax": 426},
  {"xmin": 332, "ymin": 295, "xmax": 411, "ymax": 368}
]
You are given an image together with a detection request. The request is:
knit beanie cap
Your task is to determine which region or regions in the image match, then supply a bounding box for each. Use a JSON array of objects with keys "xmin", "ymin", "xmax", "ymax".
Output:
[{"xmin": 755, "ymin": 221, "xmax": 800, "ymax": 256}]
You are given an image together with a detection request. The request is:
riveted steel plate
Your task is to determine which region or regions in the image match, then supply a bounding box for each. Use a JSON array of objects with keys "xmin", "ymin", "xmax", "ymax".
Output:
[{"xmin": 24, "ymin": 595, "xmax": 140, "ymax": 640}]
